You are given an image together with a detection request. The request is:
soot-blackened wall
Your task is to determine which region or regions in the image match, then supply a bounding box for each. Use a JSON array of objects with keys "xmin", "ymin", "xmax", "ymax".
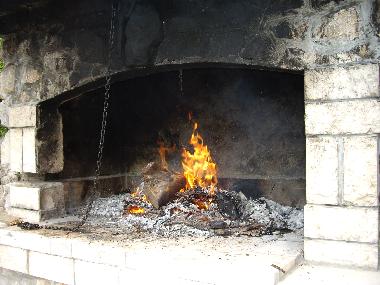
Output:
[{"xmin": 57, "ymin": 67, "xmax": 305, "ymax": 206}]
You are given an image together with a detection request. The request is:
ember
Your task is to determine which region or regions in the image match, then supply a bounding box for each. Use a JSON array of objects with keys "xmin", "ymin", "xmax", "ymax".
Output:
[
  {"xmin": 181, "ymin": 121, "xmax": 218, "ymax": 195},
  {"xmin": 126, "ymin": 205, "xmax": 146, "ymax": 215}
]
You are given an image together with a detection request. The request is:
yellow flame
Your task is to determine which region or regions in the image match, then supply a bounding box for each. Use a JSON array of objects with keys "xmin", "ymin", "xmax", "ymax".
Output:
[
  {"xmin": 127, "ymin": 205, "xmax": 146, "ymax": 214},
  {"xmin": 181, "ymin": 122, "xmax": 217, "ymax": 194}
]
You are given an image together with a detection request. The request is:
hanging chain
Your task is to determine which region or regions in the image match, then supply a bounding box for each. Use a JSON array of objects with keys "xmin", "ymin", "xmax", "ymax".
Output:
[{"xmin": 75, "ymin": 2, "xmax": 118, "ymax": 229}]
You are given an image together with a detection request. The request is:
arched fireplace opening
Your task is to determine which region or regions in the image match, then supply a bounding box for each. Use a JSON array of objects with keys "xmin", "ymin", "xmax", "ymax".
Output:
[{"xmin": 45, "ymin": 65, "xmax": 305, "ymax": 212}]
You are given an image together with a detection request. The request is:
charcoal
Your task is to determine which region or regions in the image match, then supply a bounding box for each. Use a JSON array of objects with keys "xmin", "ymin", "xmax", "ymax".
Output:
[{"xmin": 215, "ymin": 191, "xmax": 241, "ymax": 220}]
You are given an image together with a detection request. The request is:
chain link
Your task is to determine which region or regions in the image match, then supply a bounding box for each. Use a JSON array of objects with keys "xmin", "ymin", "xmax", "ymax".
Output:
[{"xmin": 75, "ymin": 2, "xmax": 118, "ymax": 229}]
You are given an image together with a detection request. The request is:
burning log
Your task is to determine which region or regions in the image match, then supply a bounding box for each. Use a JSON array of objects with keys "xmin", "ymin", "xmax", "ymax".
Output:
[{"xmin": 141, "ymin": 162, "xmax": 186, "ymax": 208}]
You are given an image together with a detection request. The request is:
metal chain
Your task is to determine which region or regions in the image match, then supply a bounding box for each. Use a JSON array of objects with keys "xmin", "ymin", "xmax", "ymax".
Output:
[{"xmin": 75, "ymin": 2, "xmax": 118, "ymax": 229}]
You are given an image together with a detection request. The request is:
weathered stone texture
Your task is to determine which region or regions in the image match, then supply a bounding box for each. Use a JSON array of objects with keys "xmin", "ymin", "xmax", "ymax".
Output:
[
  {"xmin": 0, "ymin": 0, "xmax": 378, "ymax": 104},
  {"xmin": 304, "ymin": 204, "xmax": 379, "ymax": 243},
  {"xmin": 305, "ymin": 64, "xmax": 380, "ymax": 101},
  {"xmin": 8, "ymin": 105, "xmax": 37, "ymax": 128},
  {"xmin": 305, "ymin": 99, "xmax": 380, "ymax": 135},
  {"xmin": 314, "ymin": 7, "xmax": 359, "ymax": 40},
  {"xmin": 306, "ymin": 137, "xmax": 339, "ymax": 205},
  {"xmin": 343, "ymin": 135, "xmax": 379, "ymax": 206},
  {"xmin": 0, "ymin": 65, "xmax": 15, "ymax": 97},
  {"xmin": 304, "ymin": 239, "xmax": 378, "ymax": 269}
]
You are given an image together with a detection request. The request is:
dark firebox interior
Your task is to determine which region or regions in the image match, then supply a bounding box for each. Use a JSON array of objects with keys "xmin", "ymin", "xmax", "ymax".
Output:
[{"xmin": 57, "ymin": 67, "xmax": 306, "ymax": 207}]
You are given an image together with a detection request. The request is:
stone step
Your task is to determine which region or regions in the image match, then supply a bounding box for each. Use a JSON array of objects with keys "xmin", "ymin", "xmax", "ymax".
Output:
[
  {"xmin": 0, "ymin": 224, "xmax": 303, "ymax": 285},
  {"xmin": 7, "ymin": 182, "xmax": 65, "ymax": 222}
]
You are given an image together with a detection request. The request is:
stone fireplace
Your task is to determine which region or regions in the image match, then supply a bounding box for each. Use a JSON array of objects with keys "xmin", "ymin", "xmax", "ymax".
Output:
[{"xmin": 0, "ymin": 0, "xmax": 379, "ymax": 284}]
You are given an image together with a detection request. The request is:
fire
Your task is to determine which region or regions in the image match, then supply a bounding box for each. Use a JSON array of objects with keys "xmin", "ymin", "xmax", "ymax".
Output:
[
  {"xmin": 193, "ymin": 197, "xmax": 214, "ymax": 210},
  {"xmin": 181, "ymin": 122, "xmax": 218, "ymax": 194},
  {"xmin": 127, "ymin": 205, "xmax": 146, "ymax": 214}
]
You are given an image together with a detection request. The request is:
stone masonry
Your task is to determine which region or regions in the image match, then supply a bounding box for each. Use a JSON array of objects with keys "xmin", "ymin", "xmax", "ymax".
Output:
[
  {"xmin": 0, "ymin": 0, "xmax": 379, "ymax": 271},
  {"xmin": 304, "ymin": 63, "xmax": 380, "ymax": 269}
]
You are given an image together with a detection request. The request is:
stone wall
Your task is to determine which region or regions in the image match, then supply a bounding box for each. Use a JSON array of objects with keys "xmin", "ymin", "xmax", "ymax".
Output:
[
  {"xmin": 303, "ymin": 63, "xmax": 379, "ymax": 269},
  {"xmin": 0, "ymin": 0, "xmax": 378, "ymax": 108},
  {"xmin": 0, "ymin": 0, "xmax": 379, "ymax": 270}
]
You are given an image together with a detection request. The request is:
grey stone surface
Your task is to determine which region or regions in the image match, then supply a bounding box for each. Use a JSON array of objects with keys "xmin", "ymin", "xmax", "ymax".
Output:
[{"xmin": 0, "ymin": 0, "xmax": 377, "ymax": 105}]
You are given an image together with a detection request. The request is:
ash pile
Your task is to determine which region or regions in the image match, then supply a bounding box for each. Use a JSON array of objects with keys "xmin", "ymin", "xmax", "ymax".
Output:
[{"xmin": 87, "ymin": 187, "xmax": 303, "ymax": 238}]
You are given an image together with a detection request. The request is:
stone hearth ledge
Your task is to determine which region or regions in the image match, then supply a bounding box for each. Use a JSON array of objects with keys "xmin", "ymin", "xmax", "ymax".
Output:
[{"xmin": 0, "ymin": 222, "xmax": 303, "ymax": 285}]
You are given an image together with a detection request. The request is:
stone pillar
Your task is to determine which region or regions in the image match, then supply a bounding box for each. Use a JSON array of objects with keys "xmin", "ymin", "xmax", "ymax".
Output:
[
  {"xmin": 304, "ymin": 64, "xmax": 380, "ymax": 269},
  {"xmin": 5, "ymin": 105, "xmax": 65, "ymax": 222},
  {"xmin": 8, "ymin": 105, "xmax": 37, "ymax": 173}
]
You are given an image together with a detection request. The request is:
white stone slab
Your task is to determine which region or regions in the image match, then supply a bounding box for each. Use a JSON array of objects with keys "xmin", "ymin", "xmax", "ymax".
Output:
[
  {"xmin": 0, "ymin": 244, "xmax": 28, "ymax": 274},
  {"xmin": 22, "ymin": 127, "xmax": 36, "ymax": 173},
  {"xmin": 29, "ymin": 251, "xmax": 74, "ymax": 285},
  {"xmin": 0, "ymin": 226, "xmax": 303, "ymax": 285},
  {"xmin": 74, "ymin": 260, "xmax": 119, "ymax": 285},
  {"xmin": 0, "ymin": 227, "xmax": 71, "ymax": 258},
  {"xmin": 305, "ymin": 99, "xmax": 380, "ymax": 135},
  {"xmin": 71, "ymin": 239, "xmax": 126, "ymax": 267},
  {"xmin": 279, "ymin": 262, "xmax": 380, "ymax": 285},
  {"xmin": 304, "ymin": 205, "xmax": 379, "ymax": 243},
  {"xmin": 9, "ymin": 128, "xmax": 22, "ymax": 172},
  {"xmin": 8, "ymin": 105, "xmax": 36, "ymax": 128},
  {"xmin": 305, "ymin": 64, "xmax": 379, "ymax": 101},
  {"xmin": 10, "ymin": 185, "xmax": 40, "ymax": 210},
  {"xmin": 7, "ymin": 207, "xmax": 41, "ymax": 223},
  {"xmin": 9, "ymin": 182, "xmax": 64, "ymax": 212},
  {"xmin": 0, "ymin": 131, "xmax": 10, "ymax": 166},
  {"xmin": 304, "ymin": 239, "xmax": 378, "ymax": 269},
  {"xmin": 343, "ymin": 135, "xmax": 379, "ymax": 206},
  {"xmin": 306, "ymin": 137, "xmax": 339, "ymax": 205}
]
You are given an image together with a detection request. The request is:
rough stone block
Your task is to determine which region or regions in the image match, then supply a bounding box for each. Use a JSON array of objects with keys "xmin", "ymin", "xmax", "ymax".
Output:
[
  {"xmin": 343, "ymin": 135, "xmax": 379, "ymax": 206},
  {"xmin": 0, "ymin": 131, "xmax": 10, "ymax": 166},
  {"xmin": 0, "ymin": 65, "xmax": 16, "ymax": 96},
  {"xmin": 304, "ymin": 205, "xmax": 379, "ymax": 243},
  {"xmin": 10, "ymin": 185, "xmax": 40, "ymax": 210},
  {"xmin": 7, "ymin": 208, "xmax": 41, "ymax": 223},
  {"xmin": 0, "ymin": 245, "xmax": 28, "ymax": 274},
  {"xmin": 29, "ymin": 251, "xmax": 74, "ymax": 285},
  {"xmin": 304, "ymin": 239, "xmax": 378, "ymax": 269},
  {"xmin": 9, "ymin": 128, "xmax": 22, "ymax": 172},
  {"xmin": 7, "ymin": 206, "xmax": 65, "ymax": 223},
  {"xmin": 314, "ymin": 7, "xmax": 359, "ymax": 40},
  {"xmin": 74, "ymin": 260, "xmax": 119, "ymax": 285},
  {"xmin": 306, "ymin": 137, "xmax": 339, "ymax": 205},
  {"xmin": 9, "ymin": 182, "xmax": 64, "ymax": 211},
  {"xmin": 22, "ymin": 127, "xmax": 36, "ymax": 173},
  {"xmin": 305, "ymin": 64, "xmax": 379, "ymax": 100},
  {"xmin": 8, "ymin": 105, "xmax": 37, "ymax": 128},
  {"xmin": 305, "ymin": 99, "xmax": 380, "ymax": 135}
]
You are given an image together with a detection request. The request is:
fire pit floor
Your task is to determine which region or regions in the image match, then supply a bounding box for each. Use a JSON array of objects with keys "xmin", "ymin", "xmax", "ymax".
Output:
[{"xmin": 0, "ymin": 218, "xmax": 303, "ymax": 285}]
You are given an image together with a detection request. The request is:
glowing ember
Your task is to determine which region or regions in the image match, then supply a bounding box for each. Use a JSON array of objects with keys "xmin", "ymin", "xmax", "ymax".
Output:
[
  {"xmin": 193, "ymin": 197, "xmax": 213, "ymax": 210},
  {"xmin": 127, "ymin": 205, "xmax": 146, "ymax": 214},
  {"xmin": 181, "ymin": 122, "xmax": 218, "ymax": 195}
]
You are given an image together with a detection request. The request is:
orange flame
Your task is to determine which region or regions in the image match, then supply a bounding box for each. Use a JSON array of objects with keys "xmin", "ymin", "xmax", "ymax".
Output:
[
  {"xmin": 181, "ymin": 122, "xmax": 218, "ymax": 194},
  {"xmin": 127, "ymin": 205, "xmax": 146, "ymax": 214}
]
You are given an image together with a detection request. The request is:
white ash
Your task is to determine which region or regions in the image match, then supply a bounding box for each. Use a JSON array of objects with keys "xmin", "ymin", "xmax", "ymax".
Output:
[
  {"xmin": 84, "ymin": 190, "xmax": 303, "ymax": 237},
  {"xmin": 238, "ymin": 193, "xmax": 303, "ymax": 231}
]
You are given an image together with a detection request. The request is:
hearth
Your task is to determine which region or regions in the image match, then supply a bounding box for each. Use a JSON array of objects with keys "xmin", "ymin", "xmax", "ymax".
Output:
[{"xmin": 0, "ymin": 0, "xmax": 379, "ymax": 283}]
